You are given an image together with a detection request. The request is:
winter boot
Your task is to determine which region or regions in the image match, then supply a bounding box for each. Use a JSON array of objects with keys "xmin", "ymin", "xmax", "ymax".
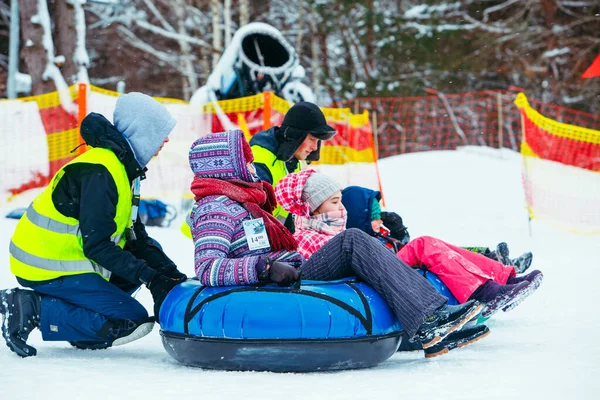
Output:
[
  {"xmin": 415, "ymin": 300, "xmax": 483, "ymax": 349},
  {"xmin": 424, "ymin": 324, "xmax": 491, "ymax": 359},
  {"xmin": 502, "ymin": 271, "xmax": 543, "ymax": 313},
  {"xmin": 0, "ymin": 288, "xmax": 41, "ymax": 357},
  {"xmin": 495, "ymin": 242, "xmax": 511, "ymax": 266},
  {"xmin": 69, "ymin": 340, "xmax": 111, "ymax": 350},
  {"xmin": 511, "ymin": 252, "xmax": 533, "ymax": 274},
  {"xmin": 69, "ymin": 317, "xmax": 155, "ymax": 351},
  {"xmin": 105, "ymin": 317, "xmax": 155, "ymax": 347},
  {"xmin": 507, "ymin": 270, "xmax": 543, "ymax": 290},
  {"xmin": 470, "ymin": 280, "xmax": 536, "ymax": 318}
]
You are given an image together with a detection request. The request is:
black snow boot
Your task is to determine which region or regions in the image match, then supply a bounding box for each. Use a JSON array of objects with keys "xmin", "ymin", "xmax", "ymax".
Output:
[
  {"xmin": 424, "ymin": 324, "xmax": 491, "ymax": 359},
  {"xmin": 495, "ymin": 242, "xmax": 511, "ymax": 265},
  {"xmin": 415, "ymin": 300, "xmax": 483, "ymax": 349},
  {"xmin": 0, "ymin": 288, "xmax": 41, "ymax": 357},
  {"xmin": 512, "ymin": 252, "xmax": 533, "ymax": 274}
]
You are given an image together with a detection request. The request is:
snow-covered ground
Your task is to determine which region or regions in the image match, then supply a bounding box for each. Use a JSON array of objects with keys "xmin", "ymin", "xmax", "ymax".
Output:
[{"xmin": 1, "ymin": 147, "xmax": 598, "ymax": 399}]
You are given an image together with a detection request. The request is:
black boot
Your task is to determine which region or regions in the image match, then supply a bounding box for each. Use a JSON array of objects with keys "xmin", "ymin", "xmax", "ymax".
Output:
[
  {"xmin": 495, "ymin": 242, "xmax": 511, "ymax": 265},
  {"xmin": 415, "ymin": 300, "xmax": 483, "ymax": 349},
  {"xmin": 512, "ymin": 252, "xmax": 533, "ymax": 274},
  {"xmin": 0, "ymin": 288, "xmax": 41, "ymax": 357},
  {"xmin": 424, "ymin": 324, "xmax": 491, "ymax": 359}
]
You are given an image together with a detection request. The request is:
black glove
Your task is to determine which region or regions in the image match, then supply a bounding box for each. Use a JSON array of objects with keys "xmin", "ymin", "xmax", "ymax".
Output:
[
  {"xmin": 258, "ymin": 257, "xmax": 300, "ymax": 286},
  {"xmin": 381, "ymin": 211, "xmax": 410, "ymax": 245},
  {"xmin": 147, "ymin": 274, "xmax": 186, "ymax": 317},
  {"xmin": 161, "ymin": 268, "xmax": 188, "ymax": 281}
]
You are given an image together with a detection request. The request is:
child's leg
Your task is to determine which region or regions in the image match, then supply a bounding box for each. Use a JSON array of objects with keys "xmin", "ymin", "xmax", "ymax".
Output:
[
  {"xmin": 399, "ymin": 236, "xmax": 503, "ymax": 303},
  {"xmin": 439, "ymin": 240, "xmax": 516, "ymax": 283},
  {"xmin": 302, "ymin": 229, "xmax": 446, "ymax": 337}
]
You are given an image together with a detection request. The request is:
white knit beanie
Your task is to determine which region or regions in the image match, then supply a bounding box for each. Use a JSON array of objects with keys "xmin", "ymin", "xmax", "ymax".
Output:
[{"xmin": 301, "ymin": 173, "xmax": 342, "ymax": 213}]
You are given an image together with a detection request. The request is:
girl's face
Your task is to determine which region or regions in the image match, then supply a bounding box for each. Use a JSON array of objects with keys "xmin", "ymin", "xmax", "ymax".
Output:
[{"xmin": 313, "ymin": 190, "xmax": 344, "ymax": 215}]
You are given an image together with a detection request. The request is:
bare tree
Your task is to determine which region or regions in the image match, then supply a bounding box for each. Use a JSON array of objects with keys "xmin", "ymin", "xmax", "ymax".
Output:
[
  {"xmin": 54, "ymin": 0, "xmax": 89, "ymax": 85},
  {"xmin": 211, "ymin": 0, "xmax": 221, "ymax": 68},
  {"xmin": 239, "ymin": 0, "xmax": 249, "ymax": 26},
  {"xmin": 19, "ymin": 0, "xmax": 70, "ymax": 99},
  {"xmin": 296, "ymin": 0, "xmax": 304, "ymax": 59},
  {"xmin": 224, "ymin": 0, "xmax": 232, "ymax": 47}
]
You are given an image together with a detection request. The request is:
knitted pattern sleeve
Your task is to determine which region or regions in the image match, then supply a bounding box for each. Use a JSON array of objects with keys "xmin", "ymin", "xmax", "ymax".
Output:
[{"xmin": 191, "ymin": 197, "xmax": 261, "ymax": 286}]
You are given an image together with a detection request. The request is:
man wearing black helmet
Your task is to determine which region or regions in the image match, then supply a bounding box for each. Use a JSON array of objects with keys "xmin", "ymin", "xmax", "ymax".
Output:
[{"xmin": 250, "ymin": 101, "xmax": 337, "ymax": 230}]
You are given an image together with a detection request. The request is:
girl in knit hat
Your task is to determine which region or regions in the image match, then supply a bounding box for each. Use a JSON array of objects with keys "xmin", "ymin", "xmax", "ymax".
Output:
[
  {"xmin": 276, "ymin": 171, "xmax": 544, "ymax": 321},
  {"xmin": 189, "ymin": 132, "xmax": 485, "ymax": 357}
]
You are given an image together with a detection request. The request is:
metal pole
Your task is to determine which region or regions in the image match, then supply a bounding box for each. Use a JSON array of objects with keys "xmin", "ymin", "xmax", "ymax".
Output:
[
  {"xmin": 372, "ymin": 111, "xmax": 379, "ymax": 160},
  {"xmin": 7, "ymin": 0, "xmax": 20, "ymax": 99},
  {"xmin": 497, "ymin": 92, "xmax": 504, "ymax": 155}
]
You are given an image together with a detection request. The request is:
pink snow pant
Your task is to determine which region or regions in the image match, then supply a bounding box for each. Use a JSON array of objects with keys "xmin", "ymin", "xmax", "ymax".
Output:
[{"xmin": 398, "ymin": 236, "xmax": 516, "ymax": 303}]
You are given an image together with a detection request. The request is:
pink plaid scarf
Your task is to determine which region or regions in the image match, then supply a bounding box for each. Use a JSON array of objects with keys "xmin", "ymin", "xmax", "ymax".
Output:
[{"xmin": 295, "ymin": 210, "xmax": 347, "ymax": 237}]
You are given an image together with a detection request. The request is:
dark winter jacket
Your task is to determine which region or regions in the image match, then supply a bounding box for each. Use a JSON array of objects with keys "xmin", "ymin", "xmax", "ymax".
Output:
[{"xmin": 17, "ymin": 113, "xmax": 177, "ymax": 288}]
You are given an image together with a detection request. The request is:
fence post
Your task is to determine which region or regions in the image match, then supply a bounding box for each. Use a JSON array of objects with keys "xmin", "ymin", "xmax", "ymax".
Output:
[
  {"xmin": 517, "ymin": 107, "xmax": 533, "ymax": 238},
  {"xmin": 77, "ymin": 83, "xmax": 88, "ymax": 155},
  {"xmin": 497, "ymin": 92, "xmax": 504, "ymax": 154},
  {"xmin": 372, "ymin": 111, "xmax": 379, "ymax": 160},
  {"xmin": 263, "ymin": 91, "xmax": 272, "ymax": 130}
]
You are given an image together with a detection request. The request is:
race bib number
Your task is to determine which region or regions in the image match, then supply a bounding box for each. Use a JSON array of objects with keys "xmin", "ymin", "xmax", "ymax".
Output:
[{"xmin": 242, "ymin": 218, "xmax": 271, "ymax": 250}]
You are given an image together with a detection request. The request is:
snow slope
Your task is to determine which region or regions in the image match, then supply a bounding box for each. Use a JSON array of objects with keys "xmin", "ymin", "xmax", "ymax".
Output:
[{"xmin": 0, "ymin": 147, "xmax": 598, "ymax": 399}]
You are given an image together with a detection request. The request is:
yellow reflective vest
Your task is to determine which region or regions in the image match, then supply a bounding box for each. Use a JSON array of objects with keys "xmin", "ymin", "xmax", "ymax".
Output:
[{"xmin": 9, "ymin": 148, "xmax": 133, "ymax": 281}]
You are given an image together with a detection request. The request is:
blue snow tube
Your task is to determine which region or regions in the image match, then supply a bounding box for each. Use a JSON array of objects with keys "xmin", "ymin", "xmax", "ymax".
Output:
[
  {"xmin": 159, "ymin": 278, "xmax": 404, "ymax": 372},
  {"xmin": 416, "ymin": 269, "xmax": 459, "ymax": 305}
]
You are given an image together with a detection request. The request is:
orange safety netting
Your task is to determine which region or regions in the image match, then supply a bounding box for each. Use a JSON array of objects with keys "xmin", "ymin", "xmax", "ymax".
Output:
[
  {"xmin": 4, "ymin": 85, "xmax": 85, "ymax": 196},
  {"xmin": 515, "ymin": 93, "xmax": 600, "ymax": 172},
  {"xmin": 514, "ymin": 93, "xmax": 600, "ymax": 234},
  {"xmin": 340, "ymin": 91, "xmax": 600, "ymax": 159}
]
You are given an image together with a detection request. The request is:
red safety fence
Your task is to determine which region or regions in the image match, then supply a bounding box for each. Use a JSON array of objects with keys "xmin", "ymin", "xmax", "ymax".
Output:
[{"xmin": 335, "ymin": 90, "xmax": 600, "ymax": 159}]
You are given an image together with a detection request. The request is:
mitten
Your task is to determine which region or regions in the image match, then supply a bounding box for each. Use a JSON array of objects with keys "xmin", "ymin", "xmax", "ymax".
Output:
[
  {"xmin": 381, "ymin": 211, "xmax": 410, "ymax": 245},
  {"xmin": 147, "ymin": 274, "xmax": 185, "ymax": 317},
  {"xmin": 257, "ymin": 257, "xmax": 300, "ymax": 286}
]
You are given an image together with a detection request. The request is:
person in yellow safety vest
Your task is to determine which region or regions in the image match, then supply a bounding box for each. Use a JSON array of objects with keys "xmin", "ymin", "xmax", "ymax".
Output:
[
  {"xmin": 0, "ymin": 93, "xmax": 187, "ymax": 358},
  {"xmin": 249, "ymin": 101, "xmax": 337, "ymax": 231}
]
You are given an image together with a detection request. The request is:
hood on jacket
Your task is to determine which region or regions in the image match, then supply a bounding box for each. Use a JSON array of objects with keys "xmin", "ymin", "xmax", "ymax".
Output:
[
  {"xmin": 189, "ymin": 130, "xmax": 255, "ymax": 181},
  {"xmin": 275, "ymin": 169, "xmax": 314, "ymax": 218},
  {"xmin": 80, "ymin": 112, "xmax": 145, "ymax": 181},
  {"xmin": 113, "ymin": 92, "xmax": 176, "ymax": 168},
  {"xmin": 341, "ymin": 186, "xmax": 382, "ymax": 235}
]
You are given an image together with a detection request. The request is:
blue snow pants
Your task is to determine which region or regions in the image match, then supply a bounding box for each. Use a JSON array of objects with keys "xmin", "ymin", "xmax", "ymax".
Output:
[{"xmin": 28, "ymin": 273, "xmax": 148, "ymax": 342}]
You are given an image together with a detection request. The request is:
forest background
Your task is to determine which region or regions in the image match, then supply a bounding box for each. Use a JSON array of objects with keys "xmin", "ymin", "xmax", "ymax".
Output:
[{"xmin": 0, "ymin": 0, "xmax": 598, "ymax": 113}]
